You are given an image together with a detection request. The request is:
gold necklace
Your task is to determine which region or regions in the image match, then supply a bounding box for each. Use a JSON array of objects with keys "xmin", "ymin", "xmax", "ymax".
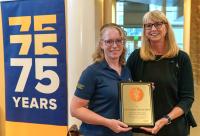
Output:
[{"xmin": 155, "ymin": 56, "xmax": 163, "ymax": 61}]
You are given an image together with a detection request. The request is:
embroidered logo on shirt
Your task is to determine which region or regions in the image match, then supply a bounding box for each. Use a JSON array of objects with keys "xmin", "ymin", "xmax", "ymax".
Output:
[{"xmin": 76, "ymin": 83, "xmax": 85, "ymax": 90}]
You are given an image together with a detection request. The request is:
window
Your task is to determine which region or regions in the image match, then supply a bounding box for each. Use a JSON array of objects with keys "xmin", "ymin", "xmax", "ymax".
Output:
[{"xmin": 116, "ymin": 0, "xmax": 184, "ymax": 59}]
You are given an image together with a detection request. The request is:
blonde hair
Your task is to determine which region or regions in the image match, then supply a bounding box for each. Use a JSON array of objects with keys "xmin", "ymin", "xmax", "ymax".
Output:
[
  {"xmin": 92, "ymin": 23, "xmax": 127, "ymax": 65},
  {"xmin": 140, "ymin": 10, "xmax": 179, "ymax": 61}
]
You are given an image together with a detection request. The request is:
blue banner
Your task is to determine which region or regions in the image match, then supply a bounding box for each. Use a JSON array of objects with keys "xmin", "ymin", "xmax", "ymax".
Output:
[{"xmin": 2, "ymin": 0, "xmax": 67, "ymax": 126}]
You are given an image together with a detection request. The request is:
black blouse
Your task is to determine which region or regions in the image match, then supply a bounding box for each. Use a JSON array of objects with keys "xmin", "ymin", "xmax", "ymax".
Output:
[{"xmin": 126, "ymin": 49, "xmax": 195, "ymax": 136}]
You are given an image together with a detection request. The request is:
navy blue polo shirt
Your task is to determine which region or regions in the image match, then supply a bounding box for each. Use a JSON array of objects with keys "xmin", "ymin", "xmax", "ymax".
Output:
[{"xmin": 75, "ymin": 60, "xmax": 132, "ymax": 136}]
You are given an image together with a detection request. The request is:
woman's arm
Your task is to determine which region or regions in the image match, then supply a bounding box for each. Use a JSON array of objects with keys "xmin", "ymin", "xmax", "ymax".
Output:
[
  {"xmin": 140, "ymin": 106, "xmax": 184, "ymax": 134},
  {"xmin": 70, "ymin": 96, "xmax": 132, "ymax": 133}
]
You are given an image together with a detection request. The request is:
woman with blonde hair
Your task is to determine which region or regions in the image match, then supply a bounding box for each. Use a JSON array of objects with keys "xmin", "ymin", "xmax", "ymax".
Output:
[
  {"xmin": 127, "ymin": 10, "xmax": 196, "ymax": 136},
  {"xmin": 70, "ymin": 23, "xmax": 132, "ymax": 136}
]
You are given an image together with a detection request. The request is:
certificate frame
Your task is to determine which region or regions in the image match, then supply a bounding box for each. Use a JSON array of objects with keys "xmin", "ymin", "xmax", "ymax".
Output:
[{"xmin": 119, "ymin": 82, "xmax": 154, "ymax": 127}]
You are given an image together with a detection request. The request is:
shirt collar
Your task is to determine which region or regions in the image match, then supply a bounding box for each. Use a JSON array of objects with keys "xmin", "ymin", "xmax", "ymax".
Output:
[
  {"xmin": 98, "ymin": 59, "xmax": 109, "ymax": 69},
  {"xmin": 98, "ymin": 59, "xmax": 125, "ymax": 69}
]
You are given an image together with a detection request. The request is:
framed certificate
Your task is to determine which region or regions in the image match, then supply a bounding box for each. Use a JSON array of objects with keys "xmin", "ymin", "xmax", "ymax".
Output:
[{"xmin": 119, "ymin": 82, "xmax": 154, "ymax": 127}]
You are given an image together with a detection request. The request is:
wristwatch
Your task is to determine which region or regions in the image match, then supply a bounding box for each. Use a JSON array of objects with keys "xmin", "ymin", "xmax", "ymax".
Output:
[{"xmin": 163, "ymin": 115, "xmax": 172, "ymax": 125}]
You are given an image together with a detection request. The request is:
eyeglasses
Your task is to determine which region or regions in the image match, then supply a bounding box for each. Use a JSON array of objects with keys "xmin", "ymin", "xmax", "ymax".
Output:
[
  {"xmin": 102, "ymin": 39, "xmax": 124, "ymax": 46},
  {"xmin": 144, "ymin": 22, "xmax": 166, "ymax": 30}
]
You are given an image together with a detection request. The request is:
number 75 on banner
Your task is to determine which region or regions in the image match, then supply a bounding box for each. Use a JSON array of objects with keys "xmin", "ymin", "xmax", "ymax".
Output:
[{"xmin": 8, "ymin": 15, "xmax": 62, "ymax": 94}]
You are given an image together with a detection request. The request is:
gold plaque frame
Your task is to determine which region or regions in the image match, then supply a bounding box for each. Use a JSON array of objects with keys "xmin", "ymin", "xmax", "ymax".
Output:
[{"xmin": 119, "ymin": 82, "xmax": 154, "ymax": 127}]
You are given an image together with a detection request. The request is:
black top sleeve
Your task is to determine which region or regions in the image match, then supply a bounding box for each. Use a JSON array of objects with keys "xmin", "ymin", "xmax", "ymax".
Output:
[{"xmin": 177, "ymin": 51, "xmax": 194, "ymax": 114}]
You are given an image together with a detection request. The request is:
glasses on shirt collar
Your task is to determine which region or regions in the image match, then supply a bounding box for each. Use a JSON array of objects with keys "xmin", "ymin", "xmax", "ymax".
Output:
[
  {"xmin": 144, "ymin": 22, "xmax": 167, "ymax": 30},
  {"xmin": 102, "ymin": 38, "xmax": 125, "ymax": 47}
]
